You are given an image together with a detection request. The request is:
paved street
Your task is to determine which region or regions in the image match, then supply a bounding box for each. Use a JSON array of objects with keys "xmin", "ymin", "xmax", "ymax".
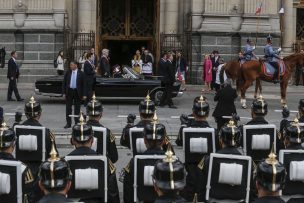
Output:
[{"xmin": 0, "ymin": 82, "xmax": 303, "ymax": 200}]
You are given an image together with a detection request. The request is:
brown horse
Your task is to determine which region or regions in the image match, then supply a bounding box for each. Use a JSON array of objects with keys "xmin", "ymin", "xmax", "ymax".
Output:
[
  {"xmin": 220, "ymin": 59, "xmax": 262, "ymax": 99},
  {"xmin": 223, "ymin": 53, "xmax": 304, "ymax": 108}
]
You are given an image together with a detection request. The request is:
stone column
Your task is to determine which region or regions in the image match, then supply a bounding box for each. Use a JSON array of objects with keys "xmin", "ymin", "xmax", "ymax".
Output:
[
  {"xmin": 282, "ymin": 0, "xmax": 294, "ymax": 53},
  {"xmin": 164, "ymin": 0, "xmax": 179, "ymax": 33},
  {"xmin": 78, "ymin": 0, "xmax": 92, "ymax": 32}
]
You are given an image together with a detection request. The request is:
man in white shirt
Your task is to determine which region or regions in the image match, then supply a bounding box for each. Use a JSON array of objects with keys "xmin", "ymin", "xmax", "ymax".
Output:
[{"xmin": 215, "ymin": 58, "xmax": 227, "ymax": 92}]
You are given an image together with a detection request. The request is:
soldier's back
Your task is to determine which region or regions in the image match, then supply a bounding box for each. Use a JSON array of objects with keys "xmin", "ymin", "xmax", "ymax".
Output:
[
  {"xmin": 154, "ymin": 195, "xmax": 187, "ymax": 203},
  {"xmin": 252, "ymin": 196, "xmax": 285, "ymax": 203},
  {"xmin": 38, "ymin": 193, "xmax": 70, "ymax": 203}
]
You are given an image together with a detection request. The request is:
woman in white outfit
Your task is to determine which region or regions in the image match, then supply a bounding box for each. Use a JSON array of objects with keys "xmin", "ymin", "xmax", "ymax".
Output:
[{"xmin": 56, "ymin": 50, "xmax": 65, "ymax": 75}]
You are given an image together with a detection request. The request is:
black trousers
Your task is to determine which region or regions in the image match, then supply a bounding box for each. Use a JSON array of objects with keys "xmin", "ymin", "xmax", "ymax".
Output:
[
  {"xmin": 57, "ymin": 70, "xmax": 64, "ymax": 75},
  {"xmin": 66, "ymin": 89, "xmax": 81, "ymax": 125},
  {"xmin": 295, "ymin": 66, "xmax": 304, "ymax": 86},
  {"xmin": 85, "ymin": 77, "xmax": 94, "ymax": 105},
  {"xmin": 160, "ymin": 83, "xmax": 173, "ymax": 106},
  {"xmin": 211, "ymin": 69, "xmax": 217, "ymax": 89},
  {"xmin": 7, "ymin": 78, "xmax": 21, "ymax": 100}
]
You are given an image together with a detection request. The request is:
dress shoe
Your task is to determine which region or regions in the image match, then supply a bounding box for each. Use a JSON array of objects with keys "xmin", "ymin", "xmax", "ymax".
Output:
[
  {"xmin": 64, "ymin": 124, "xmax": 71, "ymax": 129},
  {"xmin": 17, "ymin": 98, "xmax": 24, "ymax": 101},
  {"xmin": 169, "ymin": 105, "xmax": 177, "ymax": 109},
  {"xmin": 7, "ymin": 98, "xmax": 16, "ymax": 101}
]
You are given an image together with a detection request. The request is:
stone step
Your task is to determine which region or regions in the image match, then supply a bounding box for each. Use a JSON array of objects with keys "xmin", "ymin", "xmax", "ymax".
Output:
[{"xmin": 0, "ymin": 75, "xmax": 56, "ymax": 83}]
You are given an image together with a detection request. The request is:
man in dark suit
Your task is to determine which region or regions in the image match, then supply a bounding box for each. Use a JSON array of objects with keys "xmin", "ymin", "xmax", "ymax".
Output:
[
  {"xmin": 90, "ymin": 47, "xmax": 98, "ymax": 67},
  {"xmin": 159, "ymin": 53, "xmax": 177, "ymax": 108},
  {"xmin": 212, "ymin": 78, "xmax": 237, "ymax": 130},
  {"xmin": 7, "ymin": 51, "xmax": 23, "ymax": 101},
  {"xmin": 158, "ymin": 52, "xmax": 167, "ymax": 85},
  {"xmin": 211, "ymin": 50, "xmax": 220, "ymax": 90},
  {"xmin": 83, "ymin": 53, "xmax": 96, "ymax": 105},
  {"xmin": 62, "ymin": 61, "xmax": 86, "ymax": 128}
]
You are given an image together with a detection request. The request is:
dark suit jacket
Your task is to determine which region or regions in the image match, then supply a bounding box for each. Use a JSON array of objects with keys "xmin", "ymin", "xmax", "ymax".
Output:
[
  {"xmin": 7, "ymin": 58, "xmax": 19, "ymax": 79},
  {"xmin": 83, "ymin": 61, "xmax": 95, "ymax": 79},
  {"xmin": 211, "ymin": 56, "xmax": 220, "ymax": 68},
  {"xmin": 158, "ymin": 58, "xmax": 167, "ymax": 78},
  {"xmin": 212, "ymin": 85, "xmax": 237, "ymax": 117},
  {"xmin": 100, "ymin": 56, "xmax": 110, "ymax": 76},
  {"xmin": 163, "ymin": 60, "xmax": 175, "ymax": 84},
  {"xmin": 62, "ymin": 69, "xmax": 85, "ymax": 99}
]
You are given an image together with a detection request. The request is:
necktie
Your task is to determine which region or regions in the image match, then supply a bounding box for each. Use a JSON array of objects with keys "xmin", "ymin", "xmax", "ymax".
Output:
[{"xmin": 71, "ymin": 71, "xmax": 76, "ymax": 88}]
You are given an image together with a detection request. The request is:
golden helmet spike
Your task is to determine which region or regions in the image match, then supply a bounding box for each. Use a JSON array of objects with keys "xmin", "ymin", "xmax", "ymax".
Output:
[
  {"xmin": 29, "ymin": 96, "xmax": 36, "ymax": 104},
  {"xmin": 193, "ymin": 193, "xmax": 198, "ymax": 203},
  {"xmin": 258, "ymin": 94, "xmax": 263, "ymax": 101},
  {"xmin": 291, "ymin": 117, "xmax": 301, "ymax": 143},
  {"xmin": 266, "ymin": 143, "xmax": 278, "ymax": 165},
  {"xmin": 48, "ymin": 139, "xmax": 59, "ymax": 161},
  {"xmin": 145, "ymin": 91, "xmax": 151, "ymax": 102},
  {"xmin": 163, "ymin": 145, "xmax": 174, "ymax": 163},
  {"xmin": 79, "ymin": 112, "xmax": 85, "ymax": 125},
  {"xmin": 152, "ymin": 110, "xmax": 158, "ymax": 123},
  {"xmin": 199, "ymin": 95, "xmax": 204, "ymax": 102},
  {"xmin": 92, "ymin": 93, "xmax": 97, "ymax": 103}
]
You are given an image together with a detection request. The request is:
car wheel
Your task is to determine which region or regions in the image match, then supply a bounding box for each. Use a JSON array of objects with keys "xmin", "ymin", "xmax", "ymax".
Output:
[{"xmin": 153, "ymin": 90, "xmax": 164, "ymax": 106}]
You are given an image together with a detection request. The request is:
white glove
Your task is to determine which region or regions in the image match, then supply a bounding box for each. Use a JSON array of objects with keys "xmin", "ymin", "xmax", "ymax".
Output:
[
  {"xmin": 278, "ymin": 47, "xmax": 282, "ymax": 52},
  {"xmin": 252, "ymin": 46, "xmax": 256, "ymax": 50}
]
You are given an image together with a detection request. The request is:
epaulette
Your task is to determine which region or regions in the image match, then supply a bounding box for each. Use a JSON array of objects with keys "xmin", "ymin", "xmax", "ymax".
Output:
[
  {"xmin": 110, "ymin": 131, "xmax": 116, "ymax": 143},
  {"xmin": 108, "ymin": 159, "xmax": 116, "ymax": 174},
  {"xmin": 197, "ymin": 156, "xmax": 205, "ymax": 170},
  {"xmin": 124, "ymin": 161, "xmax": 131, "ymax": 173},
  {"xmin": 24, "ymin": 166, "xmax": 34, "ymax": 184}
]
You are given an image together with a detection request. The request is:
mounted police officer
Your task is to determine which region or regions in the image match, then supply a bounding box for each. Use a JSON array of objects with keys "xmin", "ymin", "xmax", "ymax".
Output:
[
  {"xmin": 153, "ymin": 149, "xmax": 187, "ymax": 203},
  {"xmin": 0, "ymin": 121, "xmax": 34, "ymax": 203},
  {"xmin": 299, "ymin": 99, "xmax": 304, "ymax": 123},
  {"xmin": 38, "ymin": 142, "xmax": 72, "ymax": 203},
  {"xmin": 283, "ymin": 118, "xmax": 304, "ymax": 150},
  {"xmin": 243, "ymin": 38, "xmax": 256, "ymax": 61},
  {"xmin": 67, "ymin": 113, "xmax": 120, "ymax": 203},
  {"xmin": 176, "ymin": 95, "xmax": 211, "ymax": 146},
  {"xmin": 195, "ymin": 120, "xmax": 243, "ymax": 202},
  {"xmin": 264, "ymin": 34, "xmax": 282, "ymax": 84},
  {"xmin": 123, "ymin": 113, "xmax": 166, "ymax": 203},
  {"xmin": 252, "ymin": 149, "xmax": 286, "ymax": 203},
  {"xmin": 86, "ymin": 94, "xmax": 118, "ymax": 163},
  {"xmin": 21, "ymin": 96, "xmax": 58, "ymax": 176}
]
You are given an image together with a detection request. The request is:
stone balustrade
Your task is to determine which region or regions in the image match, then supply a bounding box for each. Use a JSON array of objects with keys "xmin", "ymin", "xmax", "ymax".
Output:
[{"xmin": 0, "ymin": 0, "xmax": 53, "ymax": 11}]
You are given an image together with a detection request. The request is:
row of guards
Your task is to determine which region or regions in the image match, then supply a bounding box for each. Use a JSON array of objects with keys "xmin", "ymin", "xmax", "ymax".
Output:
[{"xmin": 0, "ymin": 94, "xmax": 304, "ymax": 202}]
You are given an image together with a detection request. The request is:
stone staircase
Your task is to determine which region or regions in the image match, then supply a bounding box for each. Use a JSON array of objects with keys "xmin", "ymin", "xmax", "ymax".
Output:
[{"xmin": 0, "ymin": 62, "xmax": 57, "ymax": 83}]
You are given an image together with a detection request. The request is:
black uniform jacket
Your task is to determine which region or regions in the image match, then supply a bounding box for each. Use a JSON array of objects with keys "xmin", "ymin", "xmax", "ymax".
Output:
[
  {"xmin": 154, "ymin": 194, "xmax": 187, "ymax": 203},
  {"xmin": 62, "ymin": 69, "xmax": 86, "ymax": 98},
  {"xmin": 7, "ymin": 57, "xmax": 19, "ymax": 79},
  {"xmin": 287, "ymin": 198, "xmax": 304, "ymax": 203},
  {"xmin": 121, "ymin": 119, "xmax": 150, "ymax": 148},
  {"xmin": 212, "ymin": 85, "xmax": 237, "ymax": 118},
  {"xmin": 87, "ymin": 119, "xmax": 118, "ymax": 163},
  {"xmin": 0, "ymin": 152, "xmax": 34, "ymax": 203},
  {"xmin": 123, "ymin": 147, "xmax": 165, "ymax": 203},
  {"xmin": 38, "ymin": 193, "xmax": 70, "ymax": 203},
  {"xmin": 176, "ymin": 120, "xmax": 211, "ymax": 146},
  {"xmin": 67, "ymin": 147, "xmax": 120, "ymax": 203},
  {"xmin": 299, "ymin": 116, "xmax": 304, "ymax": 123},
  {"xmin": 251, "ymin": 196, "xmax": 285, "ymax": 203}
]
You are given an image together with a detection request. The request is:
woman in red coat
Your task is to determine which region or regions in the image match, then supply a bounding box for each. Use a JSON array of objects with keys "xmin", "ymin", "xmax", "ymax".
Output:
[{"xmin": 203, "ymin": 54, "xmax": 212, "ymax": 92}]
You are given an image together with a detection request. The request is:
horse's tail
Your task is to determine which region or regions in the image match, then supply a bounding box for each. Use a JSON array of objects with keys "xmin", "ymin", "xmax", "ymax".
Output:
[{"xmin": 236, "ymin": 65, "xmax": 245, "ymax": 93}]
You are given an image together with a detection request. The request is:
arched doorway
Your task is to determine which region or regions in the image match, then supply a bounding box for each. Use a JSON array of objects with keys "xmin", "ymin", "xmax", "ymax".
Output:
[{"xmin": 96, "ymin": 0, "xmax": 160, "ymax": 68}]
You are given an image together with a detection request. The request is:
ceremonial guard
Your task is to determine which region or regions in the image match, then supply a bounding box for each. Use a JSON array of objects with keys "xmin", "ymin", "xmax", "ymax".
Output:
[
  {"xmin": 243, "ymin": 38, "xmax": 255, "ymax": 61},
  {"xmin": 123, "ymin": 114, "xmax": 166, "ymax": 203},
  {"xmin": 86, "ymin": 94, "xmax": 118, "ymax": 163},
  {"xmin": 176, "ymin": 95, "xmax": 211, "ymax": 146},
  {"xmin": 299, "ymin": 99, "xmax": 304, "ymax": 123},
  {"xmin": 67, "ymin": 114, "xmax": 120, "ymax": 203},
  {"xmin": 21, "ymin": 96, "xmax": 58, "ymax": 175},
  {"xmin": 38, "ymin": 142, "xmax": 72, "ymax": 203},
  {"xmin": 264, "ymin": 35, "xmax": 282, "ymax": 84},
  {"xmin": 252, "ymin": 149, "xmax": 286, "ymax": 203},
  {"xmin": 283, "ymin": 118, "xmax": 304, "ymax": 150},
  {"xmin": 196, "ymin": 120, "xmax": 243, "ymax": 202},
  {"xmin": 153, "ymin": 149, "xmax": 187, "ymax": 203},
  {"xmin": 121, "ymin": 94, "xmax": 172, "ymax": 151},
  {"xmin": 0, "ymin": 121, "xmax": 34, "ymax": 203}
]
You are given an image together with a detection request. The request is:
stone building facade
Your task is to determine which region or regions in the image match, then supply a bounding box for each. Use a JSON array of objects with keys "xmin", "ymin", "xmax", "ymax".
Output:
[{"xmin": 0, "ymin": 0, "xmax": 302, "ymax": 83}]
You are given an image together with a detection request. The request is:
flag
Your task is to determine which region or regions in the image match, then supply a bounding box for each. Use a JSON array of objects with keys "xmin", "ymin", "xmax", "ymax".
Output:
[{"xmin": 255, "ymin": 2, "xmax": 262, "ymax": 15}]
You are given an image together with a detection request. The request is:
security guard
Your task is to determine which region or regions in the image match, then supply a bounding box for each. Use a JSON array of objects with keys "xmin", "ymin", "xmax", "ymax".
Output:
[
  {"xmin": 243, "ymin": 38, "xmax": 255, "ymax": 61},
  {"xmin": 176, "ymin": 95, "xmax": 211, "ymax": 146},
  {"xmin": 67, "ymin": 113, "xmax": 120, "ymax": 203},
  {"xmin": 299, "ymin": 99, "xmax": 304, "ymax": 123},
  {"xmin": 196, "ymin": 120, "xmax": 243, "ymax": 202},
  {"xmin": 21, "ymin": 96, "xmax": 58, "ymax": 175},
  {"xmin": 0, "ymin": 121, "xmax": 34, "ymax": 203},
  {"xmin": 283, "ymin": 118, "xmax": 304, "ymax": 150},
  {"xmin": 264, "ymin": 34, "xmax": 282, "ymax": 84},
  {"xmin": 153, "ymin": 149, "xmax": 187, "ymax": 203},
  {"xmin": 252, "ymin": 148, "xmax": 286, "ymax": 203},
  {"xmin": 86, "ymin": 94, "xmax": 118, "ymax": 163},
  {"xmin": 121, "ymin": 94, "xmax": 156, "ymax": 148},
  {"xmin": 123, "ymin": 113, "xmax": 166, "ymax": 203},
  {"xmin": 243, "ymin": 95, "xmax": 283, "ymax": 150},
  {"xmin": 38, "ymin": 142, "xmax": 72, "ymax": 203},
  {"xmin": 121, "ymin": 94, "xmax": 172, "ymax": 151}
]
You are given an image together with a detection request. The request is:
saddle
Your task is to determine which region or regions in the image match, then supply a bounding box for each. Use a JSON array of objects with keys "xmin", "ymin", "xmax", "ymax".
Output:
[{"xmin": 262, "ymin": 61, "xmax": 285, "ymax": 77}]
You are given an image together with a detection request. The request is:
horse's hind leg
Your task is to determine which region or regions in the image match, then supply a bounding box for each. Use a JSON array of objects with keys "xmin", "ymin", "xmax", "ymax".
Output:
[
  {"xmin": 240, "ymin": 81, "xmax": 252, "ymax": 109},
  {"xmin": 254, "ymin": 79, "xmax": 262, "ymax": 98},
  {"xmin": 280, "ymin": 79, "xmax": 288, "ymax": 108}
]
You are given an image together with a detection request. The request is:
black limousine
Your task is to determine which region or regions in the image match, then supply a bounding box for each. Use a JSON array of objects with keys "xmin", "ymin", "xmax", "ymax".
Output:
[{"xmin": 35, "ymin": 66, "xmax": 183, "ymax": 104}]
